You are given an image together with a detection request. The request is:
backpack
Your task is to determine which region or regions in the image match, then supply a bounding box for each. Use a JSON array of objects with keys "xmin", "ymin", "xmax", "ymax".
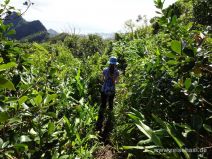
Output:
[{"xmin": 103, "ymin": 72, "xmax": 115, "ymax": 95}]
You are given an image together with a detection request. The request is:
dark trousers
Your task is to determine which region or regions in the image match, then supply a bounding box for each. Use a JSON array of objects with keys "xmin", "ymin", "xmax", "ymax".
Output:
[{"xmin": 96, "ymin": 92, "xmax": 115, "ymax": 139}]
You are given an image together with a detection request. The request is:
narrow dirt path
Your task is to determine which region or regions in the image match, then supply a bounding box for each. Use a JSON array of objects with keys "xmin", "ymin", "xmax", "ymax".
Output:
[{"xmin": 93, "ymin": 145, "xmax": 116, "ymax": 159}]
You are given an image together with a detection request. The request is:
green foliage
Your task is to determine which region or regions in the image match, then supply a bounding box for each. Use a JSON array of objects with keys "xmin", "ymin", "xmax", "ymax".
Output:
[
  {"xmin": 63, "ymin": 34, "xmax": 106, "ymax": 57},
  {"xmin": 0, "ymin": 3, "xmax": 100, "ymax": 156},
  {"xmin": 193, "ymin": 0, "xmax": 212, "ymax": 25},
  {"xmin": 111, "ymin": 0, "xmax": 212, "ymax": 158},
  {"xmin": 0, "ymin": 0, "xmax": 212, "ymax": 158}
]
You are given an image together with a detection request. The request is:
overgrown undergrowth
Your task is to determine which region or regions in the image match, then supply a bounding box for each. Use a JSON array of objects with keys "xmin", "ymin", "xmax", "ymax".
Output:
[{"xmin": 0, "ymin": 0, "xmax": 212, "ymax": 158}]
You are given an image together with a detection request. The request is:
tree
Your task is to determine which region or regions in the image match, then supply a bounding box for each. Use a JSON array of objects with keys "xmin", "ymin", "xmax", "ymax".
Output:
[{"xmin": 193, "ymin": 0, "xmax": 212, "ymax": 25}]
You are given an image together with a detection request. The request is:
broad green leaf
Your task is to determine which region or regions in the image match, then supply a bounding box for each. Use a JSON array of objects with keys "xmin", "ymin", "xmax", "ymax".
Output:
[
  {"xmin": 184, "ymin": 78, "xmax": 191, "ymax": 90},
  {"xmin": 47, "ymin": 112, "xmax": 57, "ymax": 118},
  {"xmin": 82, "ymin": 134, "xmax": 98, "ymax": 143},
  {"xmin": 4, "ymin": 0, "xmax": 10, "ymax": 5},
  {"xmin": 87, "ymin": 134, "xmax": 98, "ymax": 140},
  {"xmin": 167, "ymin": 60, "xmax": 178, "ymax": 65},
  {"xmin": 0, "ymin": 58, "xmax": 3, "ymax": 63},
  {"xmin": 128, "ymin": 113, "xmax": 140, "ymax": 121},
  {"xmin": 44, "ymin": 94, "xmax": 52, "ymax": 105},
  {"xmin": 2, "ymin": 141, "xmax": 9, "ymax": 148},
  {"xmin": 0, "ymin": 112, "xmax": 9, "ymax": 123},
  {"xmin": 167, "ymin": 124, "xmax": 183, "ymax": 146},
  {"xmin": 34, "ymin": 95, "xmax": 42, "ymax": 106},
  {"xmin": 136, "ymin": 124, "xmax": 151, "ymax": 139},
  {"xmin": 203, "ymin": 124, "xmax": 212, "ymax": 133},
  {"xmin": 7, "ymin": 29, "xmax": 16, "ymax": 35},
  {"xmin": 18, "ymin": 96, "xmax": 28, "ymax": 106},
  {"xmin": 20, "ymin": 135, "xmax": 32, "ymax": 142},
  {"xmin": 185, "ymin": 22, "xmax": 193, "ymax": 31},
  {"xmin": 136, "ymin": 122, "xmax": 162, "ymax": 146},
  {"xmin": 33, "ymin": 43, "xmax": 49, "ymax": 54},
  {"xmin": 0, "ymin": 62, "xmax": 17, "ymax": 71},
  {"xmin": 52, "ymin": 152, "xmax": 59, "ymax": 159},
  {"xmin": 129, "ymin": 111, "xmax": 162, "ymax": 146},
  {"xmin": 0, "ymin": 138, "xmax": 3, "ymax": 147},
  {"xmin": 14, "ymin": 144, "xmax": 28, "ymax": 151},
  {"xmin": 155, "ymin": 48, "xmax": 160, "ymax": 56},
  {"xmin": 165, "ymin": 52, "xmax": 176, "ymax": 58},
  {"xmin": 0, "ymin": 22, "xmax": 7, "ymax": 32},
  {"xmin": 44, "ymin": 94, "xmax": 57, "ymax": 105},
  {"xmin": 171, "ymin": 40, "xmax": 182, "ymax": 54},
  {"xmin": 8, "ymin": 117, "xmax": 21, "ymax": 124},
  {"xmin": 30, "ymin": 98, "xmax": 35, "ymax": 106},
  {"xmin": 29, "ymin": 128, "xmax": 38, "ymax": 135},
  {"xmin": 153, "ymin": 129, "xmax": 167, "ymax": 136},
  {"xmin": 48, "ymin": 122, "xmax": 55, "ymax": 135},
  {"xmin": 0, "ymin": 78, "xmax": 15, "ymax": 90},
  {"xmin": 152, "ymin": 114, "xmax": 189, "ymax": 158},
  {"xmin": 131, "ymin": 107, "xmax": 144, "ymax": 120}
]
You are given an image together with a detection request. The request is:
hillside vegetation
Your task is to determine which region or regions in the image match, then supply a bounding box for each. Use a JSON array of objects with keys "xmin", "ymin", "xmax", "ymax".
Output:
[{"xmin": 0, "ymin": 0, "xmax": 211, "ymax": 158}]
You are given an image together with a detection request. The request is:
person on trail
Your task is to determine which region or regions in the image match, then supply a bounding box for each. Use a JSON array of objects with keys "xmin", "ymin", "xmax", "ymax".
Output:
[{"xmin": 96, "ymin": 56, "xmax": 119, "ymax": 140}]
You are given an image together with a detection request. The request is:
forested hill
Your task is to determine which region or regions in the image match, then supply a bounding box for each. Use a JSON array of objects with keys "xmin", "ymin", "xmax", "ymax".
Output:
[
  {"xmin": 4, "ymin": 12, "xmax": 48, "ymax": 42},
  {"xmin": 0, "ymin": 0, "xmax": 211, "ymax": 159}
]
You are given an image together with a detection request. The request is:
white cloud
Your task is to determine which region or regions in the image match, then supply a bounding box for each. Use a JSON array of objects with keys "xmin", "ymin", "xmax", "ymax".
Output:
[{"xmin": 9, "ymin": 0, "xmax": 176, "ymax": 33}]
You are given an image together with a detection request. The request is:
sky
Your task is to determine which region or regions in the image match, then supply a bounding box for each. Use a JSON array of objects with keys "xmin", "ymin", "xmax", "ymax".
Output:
[{"xmin": 8, "ymin": 0, "xmax": 176, "ymax": 34}]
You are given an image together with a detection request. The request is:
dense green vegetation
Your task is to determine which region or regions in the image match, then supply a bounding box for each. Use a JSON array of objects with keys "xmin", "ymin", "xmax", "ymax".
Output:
[{"xmin": 0, "ymin": 0, "xmax": 211, "ymax": 158}]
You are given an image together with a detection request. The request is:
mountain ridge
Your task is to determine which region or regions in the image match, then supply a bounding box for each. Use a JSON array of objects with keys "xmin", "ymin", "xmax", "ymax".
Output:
[
  {"xmin": 3, "ymin": 12, "xmax": 114, "ymax": 41},
  {"xmin": 4, "ymin": 12, "xmax": 48, "ymax": 42}
]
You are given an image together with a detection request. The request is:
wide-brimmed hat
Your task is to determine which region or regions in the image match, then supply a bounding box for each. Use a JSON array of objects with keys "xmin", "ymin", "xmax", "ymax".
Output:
[{"xmin": 108, "ymin": 56, "xmax": 118, "ymax": 65}]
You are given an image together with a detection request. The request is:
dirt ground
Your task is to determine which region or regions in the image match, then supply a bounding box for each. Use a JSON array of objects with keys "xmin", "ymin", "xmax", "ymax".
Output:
[
  {"xmin": 93, "ymin": 144, "xmax": 129, "ymax": 159},
  {"xmin": 93, "ymin": 145, "xmax": 116, "ymax": 159}
]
